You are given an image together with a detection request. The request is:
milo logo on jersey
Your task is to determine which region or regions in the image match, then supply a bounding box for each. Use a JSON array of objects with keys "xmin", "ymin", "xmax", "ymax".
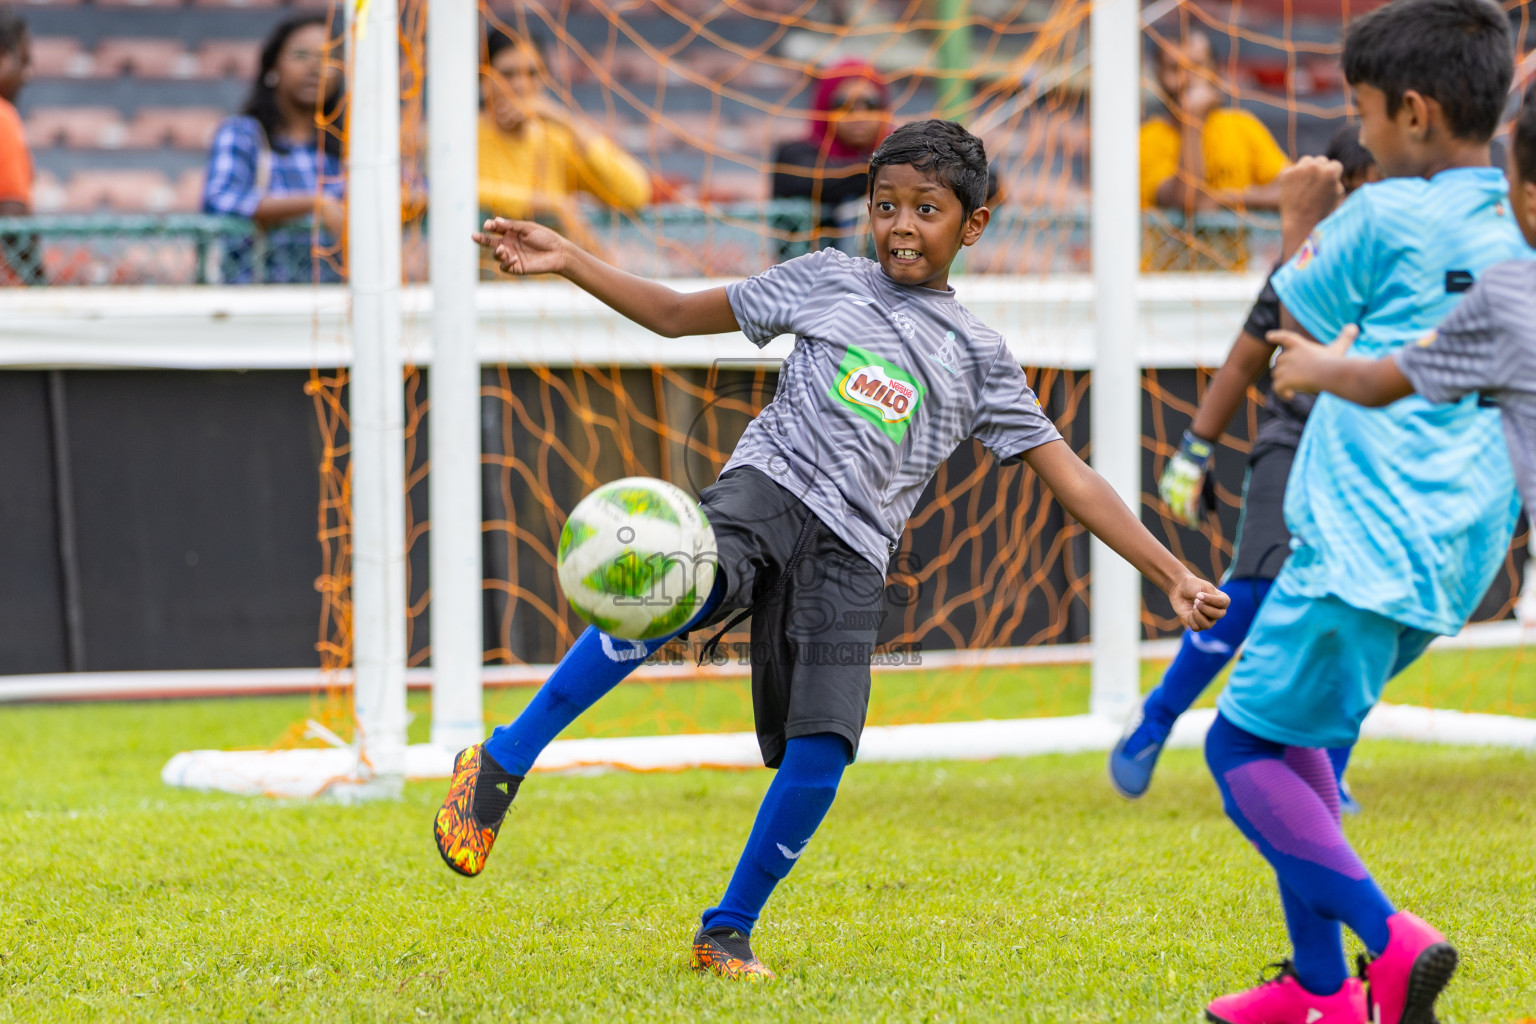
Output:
[{"xmin": 831, "ymin": 344, "xmax": 926, "ymax": 443}]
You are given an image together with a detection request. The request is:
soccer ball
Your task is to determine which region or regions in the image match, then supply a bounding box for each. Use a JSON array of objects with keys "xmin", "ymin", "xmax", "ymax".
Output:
[{"xmin": 556, "ymin": 477, "xmax": 718, "ymax": 641}]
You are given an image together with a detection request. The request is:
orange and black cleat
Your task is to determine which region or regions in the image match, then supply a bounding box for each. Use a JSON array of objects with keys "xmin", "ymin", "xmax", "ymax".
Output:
[
  {"xmin": 690, "ymin": 923, "xmax": 777, "ymax": 980},
  {"xmin": 433, "ymin": 744, "xmax": 521, "ymax": 877}
]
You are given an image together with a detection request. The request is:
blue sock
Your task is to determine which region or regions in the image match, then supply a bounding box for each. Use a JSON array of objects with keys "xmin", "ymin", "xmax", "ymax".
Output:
[
  {"xmin": 1136, "ymin": 577, "xmax": 1271, "ymax": 742},
  {"xmin": 1206, "ymin": 712, "xmax": 1394, "ymax": 995},
  {"xmin": 483, "ymin": 577, "xmax": 723, "ymax": 775},
  {"xmin": 700, "ymin": 732, "xmax": 850, "ymax": 936},
  {"xmin": 1280, "ymin": 879, "xmax": 1348, "ymax": 996},
  {"xmin": 1327, "ymin": 745, "xmax": 1352, "ymax": 788}
]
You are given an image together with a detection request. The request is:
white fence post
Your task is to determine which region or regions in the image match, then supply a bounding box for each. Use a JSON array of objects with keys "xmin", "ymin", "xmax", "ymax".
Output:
[
  {"xmin": 1088, "ymin": 0, "xmax": 1143, "ymax": 721},
  {"xmin": 347, "ymin": 0, "xmax": 408, "ymax": 789},
  {"xmin": 428, "ymin": 0, "xmax": 485, "ymax": 752}
]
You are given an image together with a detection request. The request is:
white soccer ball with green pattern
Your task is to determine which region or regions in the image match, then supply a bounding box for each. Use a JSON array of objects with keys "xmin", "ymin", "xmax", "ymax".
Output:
[{"xmin": 556, "ymin": 477, "xmax": 718, "ymax": 641}]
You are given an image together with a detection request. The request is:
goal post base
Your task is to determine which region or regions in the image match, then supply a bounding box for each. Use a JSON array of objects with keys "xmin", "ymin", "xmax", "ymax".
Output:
[{"xmin": 161, "ymin": 702, "xmax": 1536, "ymax": 798}]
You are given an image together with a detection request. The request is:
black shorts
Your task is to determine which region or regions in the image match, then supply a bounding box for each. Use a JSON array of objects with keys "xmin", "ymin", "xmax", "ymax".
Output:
[
  {"xmin": 695, "ymin": 467, "xmax": 888, "ymax": 769},
  {"xmin": 1227, "ymin": 443, "xmax": 1295, "ymax": 582}
]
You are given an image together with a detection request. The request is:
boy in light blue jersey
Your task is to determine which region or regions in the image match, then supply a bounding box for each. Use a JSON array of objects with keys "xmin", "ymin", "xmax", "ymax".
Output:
[
  {"xmin": 1270, "ymin": 82, "xmax": 1536, "ymax": 534},
  {"xmin": 1111, "ymin": 129, "xmax": 1381, "ymax": 805},
  {"xmin": 1197, "ymin": 3, "xmax": 1527, "ymax": 1024}
]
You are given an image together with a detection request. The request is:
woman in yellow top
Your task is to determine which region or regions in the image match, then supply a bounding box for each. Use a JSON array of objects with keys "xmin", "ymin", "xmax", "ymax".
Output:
[
  {"xmin": 478, "ymin": 30, "xmax": 651, "ymax": 249},
  {"xmin": 1140, "ymin": 30, "xmax": 1289, "ymax": 211}
]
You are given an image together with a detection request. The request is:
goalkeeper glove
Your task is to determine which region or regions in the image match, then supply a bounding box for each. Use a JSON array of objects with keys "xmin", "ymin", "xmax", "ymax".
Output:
[{"xmin": 1158, "ymin": 429, "xmax": 1217, "ymax": 529}]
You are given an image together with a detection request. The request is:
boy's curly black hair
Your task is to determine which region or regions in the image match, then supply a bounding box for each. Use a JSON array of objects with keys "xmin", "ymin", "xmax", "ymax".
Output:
[
  {"xmin": 867, "ymin": 119, "xmax": 990, "ymax": 219},
  {"xmin": 1342, "ymin": 0, "xmax": 1512, "ymax": 143}
]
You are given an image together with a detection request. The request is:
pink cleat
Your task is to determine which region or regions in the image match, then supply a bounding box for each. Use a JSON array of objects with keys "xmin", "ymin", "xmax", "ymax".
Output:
[
  {"xmin": 1206, "ymin": 961, "xmax": 1367, "ymax": 1024},
  {"xmin": 1360, "ymin": 912, "xmax": 1458, "ymax": 1024}
]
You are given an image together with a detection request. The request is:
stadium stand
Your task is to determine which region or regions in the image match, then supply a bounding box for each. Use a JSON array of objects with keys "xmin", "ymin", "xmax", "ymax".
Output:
[{"xmin": 9, "ymin": 0, "xmax": 1364, "ymax": 223}]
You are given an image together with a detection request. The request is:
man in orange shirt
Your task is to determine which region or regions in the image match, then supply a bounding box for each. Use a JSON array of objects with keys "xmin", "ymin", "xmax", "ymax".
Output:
[
  {"xmin": 1141, "ymin": 29, "xmax": 1289, "ymax": 212},
  {"xmin": 0, "ymin": 5, "xmax": 38, "ymax": 284},
  {"xmin": 477, "ymin": 29, "xmax": 650, "ymax": 255}
]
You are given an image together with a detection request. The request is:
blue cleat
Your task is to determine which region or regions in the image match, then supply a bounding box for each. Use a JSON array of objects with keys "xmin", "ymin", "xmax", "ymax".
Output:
[
  {"xmin": 1337, "ymin": 778, "xmax": 1362, "ymax": 816},
  {"xmin": 1108, "ymin": 699, "xmax": 1168, "ymax": 799}
]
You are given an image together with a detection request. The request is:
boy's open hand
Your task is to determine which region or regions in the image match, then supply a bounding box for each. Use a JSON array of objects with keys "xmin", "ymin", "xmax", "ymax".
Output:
[
  {"xmin": 1269, "ymin": 324, "xmax": 1358, "ymax": 399},
  {"xmin": 472, "ymin": 218, "xmax": 569, "ymax": 276},
  {"xmin": 1170, "ymin": 575, "xmax": 1229, "ymax": 631}
]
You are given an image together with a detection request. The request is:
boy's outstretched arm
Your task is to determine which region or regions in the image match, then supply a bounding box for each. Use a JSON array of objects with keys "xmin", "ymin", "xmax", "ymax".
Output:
[
  {"xmin": 474, "ymin": 217, "xmax": 740, "ymax": 338},
  {"xmin": 1269, "ymin": 325, "xmax": 1414, "ymax": 407},
  {"xmin": 1022, "ymin": 440, "xmax": 1230, "ymax": 631}
]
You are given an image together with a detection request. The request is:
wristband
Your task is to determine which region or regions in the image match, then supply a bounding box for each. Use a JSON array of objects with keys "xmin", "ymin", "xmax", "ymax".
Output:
[{"xmin": 1179, "ymin": 429, "xmax": 1215, "ymax": 469}]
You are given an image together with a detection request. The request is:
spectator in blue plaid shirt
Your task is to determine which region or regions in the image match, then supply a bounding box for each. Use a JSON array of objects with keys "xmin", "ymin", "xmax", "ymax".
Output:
[{"xmin": 202, "ymin": 15, "xmax": 344, "ymax": 283}]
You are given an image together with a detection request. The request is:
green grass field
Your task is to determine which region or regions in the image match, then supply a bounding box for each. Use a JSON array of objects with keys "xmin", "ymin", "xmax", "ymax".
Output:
[{"xmin": 1, "ymin": 650, "xmax": 1533, "ymax": 1022}]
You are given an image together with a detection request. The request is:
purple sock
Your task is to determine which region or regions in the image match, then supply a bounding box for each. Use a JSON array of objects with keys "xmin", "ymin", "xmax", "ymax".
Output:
[{"xmin": 1206, "ymin": 713, "xmax": 1394, "ymax": 992}]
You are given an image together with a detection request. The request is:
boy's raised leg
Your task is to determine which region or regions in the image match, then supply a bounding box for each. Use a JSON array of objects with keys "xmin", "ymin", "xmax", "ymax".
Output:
[{"xmin": 434, "ymin": 580, "xmax": 723, "ymax": 877}]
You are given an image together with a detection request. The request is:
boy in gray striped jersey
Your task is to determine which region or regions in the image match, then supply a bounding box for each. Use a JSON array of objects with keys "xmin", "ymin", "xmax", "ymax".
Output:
[
  {"xmin": 1270, "ymin": 85, "xmax": 1536, "ymax": 532},
  {"xmin": 438, "ymin": 119, "xmax": 1229, "ymax": 979}
]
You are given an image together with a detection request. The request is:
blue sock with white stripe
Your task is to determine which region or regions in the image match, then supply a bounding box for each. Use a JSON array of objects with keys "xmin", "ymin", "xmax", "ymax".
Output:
[
  {"xmin": 700, "ymin": 732, "xmax": 850, "ymax": 936},
  {"xmin": 1137, "ymin": 577, "xmax": 1270, "ymax": 741},
  {"xmin": 483, "ymin": 577, "xmax": 723, "ymax": 775}
]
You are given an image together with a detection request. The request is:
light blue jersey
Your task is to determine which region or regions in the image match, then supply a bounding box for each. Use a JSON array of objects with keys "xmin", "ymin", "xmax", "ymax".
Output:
[{"xmin": 1272, "ymin": 167, "xmax": 1525, "ymax": 635}]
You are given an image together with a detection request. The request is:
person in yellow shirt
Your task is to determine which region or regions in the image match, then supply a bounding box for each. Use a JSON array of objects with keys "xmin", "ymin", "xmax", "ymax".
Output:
[
  {"xmin": 1141, "ymin": 30, "xmax": 1289, "ymax": 212},
  {"xmin": 478, "ymin": 29, "xmax": 651, "ymax": 250}
]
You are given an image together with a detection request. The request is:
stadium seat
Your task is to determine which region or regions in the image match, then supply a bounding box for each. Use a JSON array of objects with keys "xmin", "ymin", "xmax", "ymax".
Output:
[
  {"xmin": 196, "ymin": 40, "xmax": 261, "ymax": 80},
  {"xmin": 544, "ymin": 49, "xmax": 594, "ymax": 86},
  {"xmin": 662, "ymin": 112, "xmax": 721, "ymax": 148},
  {"xmin": 60, "ymin": 172, "xmax": 111, "ymax": 212},
  {"xmin": 29, "ymin": 36, "xmax": 93, "ymax": 78},
  {"xmin": 63, "ymin": 170, "xmax": 177, "ymax": 213},
  {"xmin": 31, "ymin": 170, "xmax": 66, "ymax": 213},
  {"xmin": 172, "ymin": 168, "xmax": 206, "ymax": 212},
  {"xmin": 608, "ymin": 48, "xmax": 657, "ymax": 84},
  {"xmin": 95, "ymin": 38, "xmax": 199, "ymax": 78},
  {"xmin": 25, "ymin": 106, "xmax": 127, "ymax": 149},
  {"xmin": 698, "ymin": 171, "xmax": 768, "ymax": 203},
  {"xmin": 125, "ymin": 107, "xmax": 225, "ymax": 149},
  {"xmin": 1002, "ymin": 172, "xmax": 1090, "ymax": 209},
  {"xmin": 726, "ymin": 60, "xmax": 802, "ymax": 90}
]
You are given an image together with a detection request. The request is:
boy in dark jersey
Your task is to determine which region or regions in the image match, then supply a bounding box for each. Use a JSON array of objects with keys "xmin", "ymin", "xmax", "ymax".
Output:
[
  {"xmin": 1110, "ymin": 126, "xmax": 1379, "ymax": 802},
  {"xmin": 433, "ymin": 119, "xmax": 1229, "ymax": 978}
]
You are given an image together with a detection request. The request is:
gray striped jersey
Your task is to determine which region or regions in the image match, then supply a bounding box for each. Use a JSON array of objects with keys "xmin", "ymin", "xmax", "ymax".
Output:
[
  {"xmin": 1396, "ymin": 258, "xmax": 1536, "ymax": 529},
  {"xmin": 722, "ymin": 247, "xmax": 1062, "ymax": 571}
]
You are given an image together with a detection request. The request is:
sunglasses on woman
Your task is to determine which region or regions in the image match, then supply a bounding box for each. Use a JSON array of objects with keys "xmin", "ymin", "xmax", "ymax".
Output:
[{"xmin": 833, "ymin": 92, "xmax": 885, "ymax": 112}]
